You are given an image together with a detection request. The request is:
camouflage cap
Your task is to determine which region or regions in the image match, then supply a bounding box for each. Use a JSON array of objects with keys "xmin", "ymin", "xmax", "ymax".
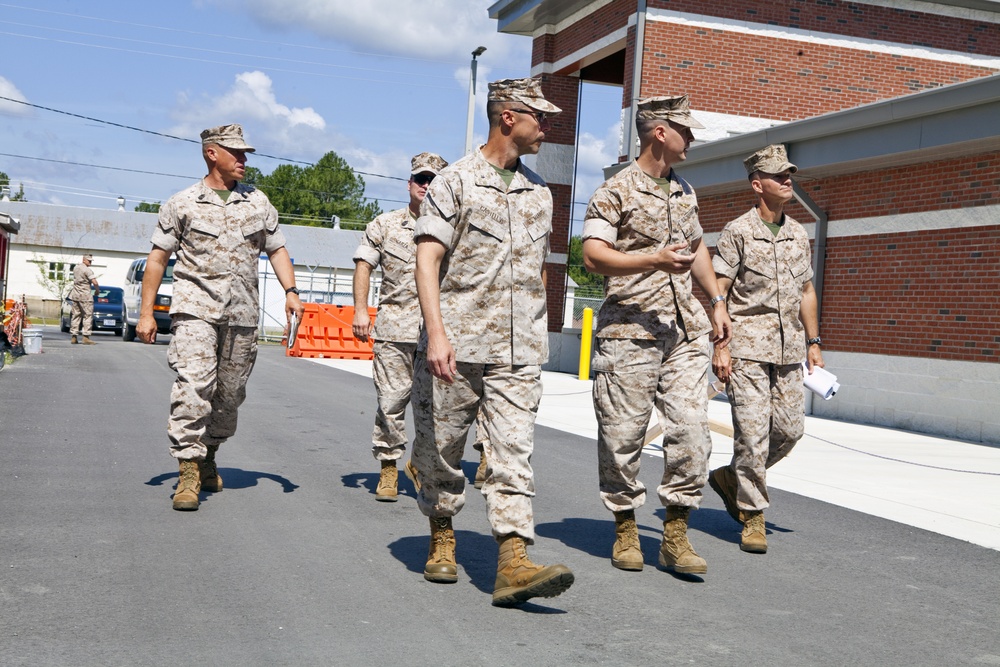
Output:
[
  {"xmin": 636, "ymin": 94, "xmax": 705, "ymax": 129},
  {"xmin": 82, "ymin": 254, "xmax": 93, "ymax": 261},
  {"xmin": 488, "ymin": 77, "xmax": 562, "ymax": 115},
  {"xmin": 200, "ymin": 124, "xmax": 256, "ymax": 153},
  {"xmin": 744, "ymin": 144, "xmax": 797, "ymax": 175},
  {"xmin": 410, "ymin": 152, "xmax": 448, "ymax": 176}
]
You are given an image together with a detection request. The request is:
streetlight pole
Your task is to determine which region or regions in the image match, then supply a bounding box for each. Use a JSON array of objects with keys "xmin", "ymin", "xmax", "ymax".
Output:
[{"xmin": 465, "ymin": 46, "xmax": 487, "ymax": 155}]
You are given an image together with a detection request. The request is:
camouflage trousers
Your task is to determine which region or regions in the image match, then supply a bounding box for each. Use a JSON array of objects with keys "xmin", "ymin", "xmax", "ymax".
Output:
[
  {"xmin": 371, "ymin": 340, "xmax": 417, "ymax": 461},
  {"xmin": 411, "ymin": 356, "xmax": 541, "ymax": 542},
  {"xmin": 69, "ymin": 299, "xmax": 93, "ymax": 336},
  {"xmin": 592, "ymin": 334, "xmax": 712, "ymax": 512},
  {"xmin": 166, "ymin": 315, "xmax": 258, "ymax": 460},
  {"xmin": 726, "ymin": 358, "xmax": 805, "ymax": 511}
]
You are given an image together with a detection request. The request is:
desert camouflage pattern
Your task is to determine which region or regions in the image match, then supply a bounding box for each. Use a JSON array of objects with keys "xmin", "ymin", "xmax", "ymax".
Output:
[
  {"xmin": 166, "ymin": 315, "xmax": 257, "ymax": 460},
  {"xmin": 726, "ymin": 358, "xmax": 805, "ymax": 511},
  {"xmin": 712, "ymin": 207, "xmax": 813, "ymax": 365},
  {"xmin": 635, "ymin": 94, "xmax": 705, "ymax": 129},
  {"xmin": 583, "ymin": 162, "xmax": 711, "ymax": 341},
  {"xmin": 411, "ymin": 152, "xmax": 447, "ymax": 175},
  {"xmin": 151, "ymin": 179, "xmax": 286, "ymax": 327},
  {"xmin": 353, "ymin": 208, "xmax": 421, "ymax": 343},
  {"xmin": 487, "ymin": 77, "xmax": 562, "ymax": 115},
  {"xmin": 743, "ymin": 143, "xmax": 797, "ymax": 175},
  {"xmin": 410, "ymin": 357, "xmax": 541, "ymax": 542},
  {"xmin": 69, "ymin": 263, "xmax": 95, "ymax": 301},
  {"xmin": 592, "ymin": 335, "xmax": 713, "ymax": 510},
  {"xmin": 69, "ymin": 299, "xmax": 93, "ymax": 337},
  {"xmin": 370, "ymin": 340, "xmax": 418, "ymax": 460},
  {"xmin": 415, "ymin": 149, "xmax": 550, "ymax": 365}
]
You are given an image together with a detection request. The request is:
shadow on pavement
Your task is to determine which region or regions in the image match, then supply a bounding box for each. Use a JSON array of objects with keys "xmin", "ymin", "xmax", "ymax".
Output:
[
  {"xmin": 145, "ymin": 467, "xmax": 299, "ymax": 493},
  {"xmin": 341, "ymin": 471, "xmax": 418, "ymax": 498}
]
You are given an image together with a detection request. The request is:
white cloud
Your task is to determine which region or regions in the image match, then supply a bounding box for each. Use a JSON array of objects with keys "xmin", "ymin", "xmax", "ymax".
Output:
[
  {"xmin": 209, "ymin": 0, "xmax": 526, "ymax": 61},
  {"xmin": 168, "ymin": 71, "xmax": 331, "ymax": 158},
  {"xmin": 0, "ymin": 76, "xmax": 30, "ymax": 116}
]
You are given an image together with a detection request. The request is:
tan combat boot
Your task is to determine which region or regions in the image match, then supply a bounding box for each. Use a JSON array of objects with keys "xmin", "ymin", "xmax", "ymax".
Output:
[
  {"xmin": 741, "ymin": 511, "xmax": 768, "ymax": 553},
  {"xmin": 473, "ymin": 449, "xmax": 488, "ymax": 489},
  {"xmin": 375, "ymin": 460, "xmax": 398, "ymax": 502},
  {"xmin": 708, "ymin": 465, "xmax": 743, "ymax": 524},
  {"xmin": 658, "ymin": 506, "xmax": 707, "ymax": 574},
  {"xmin": 199, "ymin": 444, "xmax": 223, "ymax": 493},
  {"xmin": 403, "ymin": 459, "xmax": 420, "ymax": 493},
  {"xmin": 172, "ymin": 459, "xmax": 201, "ymax": 511},
  {"xmin": 70, "ymin": 335, "xmax": 78, "ymax": 344},
  {"xmin": 611, "ymin": 509, "xmax": 644, "ymax": 571},
  {"xmin": 82, "ymin": 336, "xmax": 96, "ymax": 345},
  {"xmin": 424, "ymin": 517, "xmax": 458, "ymax": 583},
  {"xmin": 492, "ymin": 535, "xmax": 574, "ymax": 606}
]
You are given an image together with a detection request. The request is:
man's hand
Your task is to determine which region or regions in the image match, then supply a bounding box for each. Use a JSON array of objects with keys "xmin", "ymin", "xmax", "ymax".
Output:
[
  {"xmin": 352, "ymin": 307, "xmax": 372, "ymax": 342},
  {"xmin": 426, "ymin": 331, "xmax": 456, "ymax": 384},
  {"xmin": 285, "ymin": 292, "xmax": 304, "ymax": 326},
  {"xmin": 651, "ymin": 242, "xmax": 697, "ymax": 274},
  {"xmin": 710, "ymin": 301, "xmax": 732, "ymax": 347},
  {"xmin": 137, "ymin": 313, "xmax": 158, "ymax": 344},
  {"xmin": 806, "ymin": 345, "xmax": 825, "ymax": 374},
  {"xmin": 712, "ymin": 344, "xmax": 731, "ymax": 383}
]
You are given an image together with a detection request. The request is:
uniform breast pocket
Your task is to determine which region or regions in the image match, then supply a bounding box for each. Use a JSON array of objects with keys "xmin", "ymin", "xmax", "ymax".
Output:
[
  {"xmin": 240, "ymin": 217, "xmax": 266, "ymax": 239},
  {"xmin": 741, "ymin": 249, "xmax": 777, "ymax": 293},
  {"xmin": 189, "ymin": 219, "xmax": 221, "ymax": 238},
  {"xmin": 384, "ymin": 237, "xmax": 414, "ymax": 263},
  {"xmin": 787, "ymin": 254, "xmax": 812, "ymax": 286}
]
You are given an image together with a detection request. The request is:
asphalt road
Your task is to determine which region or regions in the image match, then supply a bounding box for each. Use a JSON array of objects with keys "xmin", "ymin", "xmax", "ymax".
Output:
[{"xmin": 2, "ymin": 327, "xmax": 999, "ymax": 666}]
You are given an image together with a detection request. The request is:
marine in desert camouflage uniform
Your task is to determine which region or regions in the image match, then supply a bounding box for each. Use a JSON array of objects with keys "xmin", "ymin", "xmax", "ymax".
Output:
[
  {"xmin": 411, "ymin": 77, "xmax": 574, "ymax": 606},
  {"xmin": 582, "ymin": 95, "xmax": 731, "ymax": 575},
  {"xmin": 709, "ymin": 143, "xmax": 824, "ymax": 554},
  {"xmin": 69, "ymin": 253, "xmax": 99, "ymax": 344},
  {"xmin": 352, "ymin": 151, "xmax": 448, "ymax": 502},
  {"xmin": 137, "ymin": 123, "xmax": 304, "ymax": 511}
]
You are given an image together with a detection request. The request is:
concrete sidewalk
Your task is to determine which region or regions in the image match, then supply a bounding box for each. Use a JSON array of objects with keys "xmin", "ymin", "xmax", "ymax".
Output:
[{"xmin": 315, "ymin": 358, "xmax": 1000, "ymax": 552}]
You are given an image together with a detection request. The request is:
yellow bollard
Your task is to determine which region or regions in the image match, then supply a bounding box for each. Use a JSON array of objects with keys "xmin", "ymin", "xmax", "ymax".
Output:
[{"xmin": 578, "ymin": 307, "xmax": 593, "ymax": 380}]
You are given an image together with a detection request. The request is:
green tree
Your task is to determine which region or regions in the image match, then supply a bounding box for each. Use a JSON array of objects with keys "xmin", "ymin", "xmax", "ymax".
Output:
[
  {"xmin": 567, "ymin": 235, "xmax": 604, "ymax": 298},
  {"xmin": 134, "ymin": 201, "xmax": 161, "ymax": 213},
  {"xmin": 0, "ymin": 170, "xmax": 27, "ymax": 201},
  {"xmin": 251, "ymin": 151, "xmax": 381, "ymax": 229}
]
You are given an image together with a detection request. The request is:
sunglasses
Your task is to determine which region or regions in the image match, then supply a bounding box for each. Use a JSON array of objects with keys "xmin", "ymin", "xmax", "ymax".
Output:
[
  {"xmin": 412, "ymin": 173, "xmax": 435, "ymax": 186},
  {"xmin": 510, "ymin": 108, "xmax": 549, "ymax": 123}
]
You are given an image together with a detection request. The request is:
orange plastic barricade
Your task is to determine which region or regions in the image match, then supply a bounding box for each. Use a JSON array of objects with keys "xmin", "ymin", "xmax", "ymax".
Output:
[{"xmin": 286, "ymin": 303, "xmax": 376, "ymax": 360}]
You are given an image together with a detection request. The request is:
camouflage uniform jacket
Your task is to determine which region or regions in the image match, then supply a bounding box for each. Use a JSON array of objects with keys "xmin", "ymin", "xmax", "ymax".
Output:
[
  {"xmin": 712, "ymin": 207, "xmax": 813, "ymax": 364},
  {"xmin": 415, "ymin": 150, "xmax": 550, "ymax": 365},
  {"xmin": 353, "ymin": 207, "xmax": 420, "ymax": 343},
  {"xmin": 70, "ymin": 263, "xmax": 96, "ymax": 301},
  {"xmin": 151, "ymin": 179, "xmax": 286, "ymax": 327},
  {"xmin": 582, "ymin": 162, "xmax": 711, "ymax": 341}
]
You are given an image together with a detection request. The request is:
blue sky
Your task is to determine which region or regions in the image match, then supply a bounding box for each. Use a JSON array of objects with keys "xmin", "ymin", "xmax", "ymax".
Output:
[{"xmin": 0, "ymin": 1, "xmax": 625, "ymax": 232}]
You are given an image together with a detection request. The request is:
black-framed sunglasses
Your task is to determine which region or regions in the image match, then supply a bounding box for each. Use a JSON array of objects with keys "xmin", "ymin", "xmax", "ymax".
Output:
[
  {"xmin": 510, "ymin": 108, "xmax": 549, "ymax": 123},
  {"xmin": 412, "ymin": 173, "xmax": 435, "ymax": 186}
]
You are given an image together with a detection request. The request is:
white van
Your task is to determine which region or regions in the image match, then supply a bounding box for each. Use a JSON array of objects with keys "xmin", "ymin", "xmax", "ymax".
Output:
[{"xmin": 122, "ymin": 257, "xmax": 176, "ymax": 341}]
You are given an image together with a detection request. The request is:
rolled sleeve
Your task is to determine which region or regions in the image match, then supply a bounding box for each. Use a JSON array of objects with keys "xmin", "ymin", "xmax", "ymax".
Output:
[
  {"xmin": 712, "ymin": 229, "xmax": 740, "ymax": 280},
  {"xmin": 582, "ymin": 187, "xmax": 621, "ymax": 246},
  {"xmin": 152, "ymin": 206, "xmax": 181, "ymax": 253},
  {"xmin": 353, "ymin": 245, "xmax": 381, "ymax": 267},
  {"xmin": 414, "ymin": 214, "xmax": 455, "ymax": 248}
]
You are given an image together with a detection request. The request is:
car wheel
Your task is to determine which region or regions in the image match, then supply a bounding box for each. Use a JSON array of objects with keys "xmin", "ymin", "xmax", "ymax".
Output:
[
  {"xmin": 123, "ymin": 322, "xmax": 137, "ymax": 342},
  {"xmin": 61, "ymin": 317, "xmax": 70, "ymax": 333},
  {"xmin": 115, "ymin": 328, "xmax": 123, "ymax": 337}
]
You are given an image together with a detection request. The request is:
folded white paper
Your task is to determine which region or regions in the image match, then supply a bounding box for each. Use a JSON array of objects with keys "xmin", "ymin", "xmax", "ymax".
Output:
[{"xmin": 802, "ymin": 363, "xmax": 839, "ymax": 400}]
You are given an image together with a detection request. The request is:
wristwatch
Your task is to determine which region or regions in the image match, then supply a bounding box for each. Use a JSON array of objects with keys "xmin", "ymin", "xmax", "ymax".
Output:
[
  {"xmin": 709, "ymin": 295, "xmax": 726, "ymax": 307},
  {"xmin": 285, "ymin": 286, "xmax": 300, "ymax": 295},
  {"xmin": 806, "ymin": 337, "xmax": 822, "ymax": 347}
]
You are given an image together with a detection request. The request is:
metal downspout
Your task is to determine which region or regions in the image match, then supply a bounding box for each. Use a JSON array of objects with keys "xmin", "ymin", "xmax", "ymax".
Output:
[
  {"xmin": 625, "ymin": 0, "xmax": 647, "ymax": 160},
  {"xmin": 792, "ymin": 180, "xmax": 828, "ymax": 415}
]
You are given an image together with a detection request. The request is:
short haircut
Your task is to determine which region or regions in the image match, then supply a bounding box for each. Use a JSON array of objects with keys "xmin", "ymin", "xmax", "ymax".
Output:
[
  {"xmin": 636, "ymin": 118, "xmax": 667, "ymax": 147},
  {"xmin": 487, "ymin": 101, "xmax": 510, "ymax": 128}
]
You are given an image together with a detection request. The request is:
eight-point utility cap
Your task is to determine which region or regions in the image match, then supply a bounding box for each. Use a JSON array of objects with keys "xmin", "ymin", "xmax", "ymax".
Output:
[
  {"xmin": 200, "ymin": 124, "xmax": 256, "ymax": 153},
  {"xmin": 488, "ymin": 77, "xmax": 562, "ymax": 115},
  {"xmin": 744, "ymin": 144, "xmax": 798, "ymax": 175},
  {"xmin": 410, "ymin": 152, "xmax": 448, "ymax": 176},
  {"xmin": 635, "ymin": 94, "xmax": 705, "ymax": 129}
]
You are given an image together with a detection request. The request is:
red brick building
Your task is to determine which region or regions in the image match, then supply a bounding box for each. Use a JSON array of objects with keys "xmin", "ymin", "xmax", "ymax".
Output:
[{"xmin": 490, "ymin": 0, "xmax": 1000, "ymax": 444}]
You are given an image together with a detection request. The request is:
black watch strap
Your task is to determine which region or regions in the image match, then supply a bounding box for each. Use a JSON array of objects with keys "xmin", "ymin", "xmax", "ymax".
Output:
[
  {"xmin": 806, "ymin": 336, "xmax": 822, "ymax": 346},
  {"xmin": 285, "ymin": 286, "xmax": 300, "ymax": 295}
]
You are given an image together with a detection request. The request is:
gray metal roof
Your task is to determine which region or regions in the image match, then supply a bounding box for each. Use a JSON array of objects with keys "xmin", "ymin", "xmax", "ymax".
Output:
[
  {"xmin": 0, "ymin": 200, "xmax": 364, "ymax": 268},
  {"xmin": 679, "ymin": 73, "xmax": 1000, "ymax": 194}
]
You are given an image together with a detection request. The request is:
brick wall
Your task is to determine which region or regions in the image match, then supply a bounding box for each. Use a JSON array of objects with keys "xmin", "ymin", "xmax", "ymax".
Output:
[
  {"xmin": 648, "ymin": 0, "xmax": 1000, "ymax": 56},
  {"xmin": 531, "ymin": 0, "xmax": 635, "ymax": 68},
  {"xmin": 641, "ymin": 21, "xmax": 996, "ymax": 121}
]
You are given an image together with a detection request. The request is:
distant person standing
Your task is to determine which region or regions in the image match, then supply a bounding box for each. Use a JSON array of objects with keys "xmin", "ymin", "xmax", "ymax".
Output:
[
  {"xmin": 352, "ymin": 151, "xmax": 448, "ymax": 502},
  {"xmin": 69, "ymin": 253, "xmax": 99, "ymax": 345},
  {"xmin": 709, "ymin": 144, "xmax": 824, "ymax": 554},
  {"xmin": 582, "ymin": 95, "xmax": 731, "ymax": 575},
  {"xmin": 411, "ymin": 77, "xmax": 574, "ymax": 606},
  {"xmin": 138, "ymin": 123, "xmax": 303, "ymax": 511}
]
